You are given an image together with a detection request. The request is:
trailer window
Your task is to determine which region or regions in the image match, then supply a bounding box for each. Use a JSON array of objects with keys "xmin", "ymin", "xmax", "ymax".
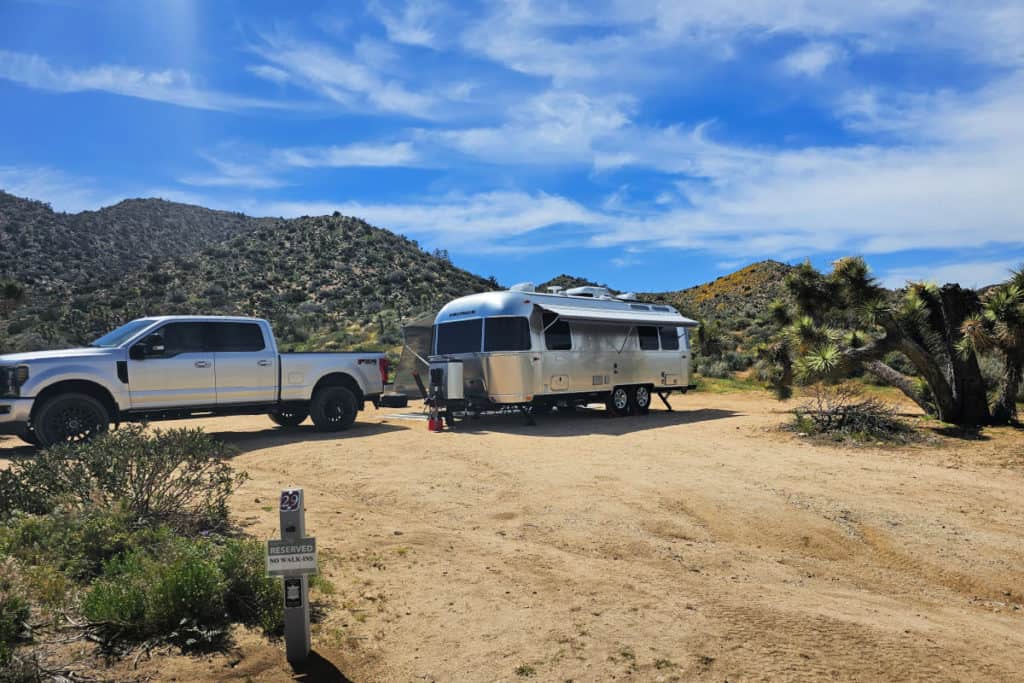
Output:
[
  {"xmin": 542, "ymin": 312, "xmax": 572, "ymax": 350},
  {"xmin": 659, "ymin": 326, "xmax": 679, "ymax": 350},
  {"xmin": 435, "ymin": 319, "xmax": 482, "ymax": 354},
  {"xmin": 638, "ymin": 326, "xmax": 660, "ymax": 350},
  {"xmin": 484, "ymin": 317, "xmax": 532, "ymax": 352}
]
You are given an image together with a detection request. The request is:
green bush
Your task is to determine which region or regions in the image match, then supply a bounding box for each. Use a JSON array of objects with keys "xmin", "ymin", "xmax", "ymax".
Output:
[
  {"xmin": 219, "ymin": 539, "xmax": 283, "ymax": 634},
  {"xmin": 2, "ymin": 426, "xmax": 246, "ymax": 531},
  {"xmin": 0, "ymin": 508, "xmax": 171, "ymax": 581},
  {"xmin": 81, "ymin": 536, "xmax": 281, "ymax": 647},
  {"xmin": 1, "ymin": 562, "xmax": 30, "ymax": 667}
]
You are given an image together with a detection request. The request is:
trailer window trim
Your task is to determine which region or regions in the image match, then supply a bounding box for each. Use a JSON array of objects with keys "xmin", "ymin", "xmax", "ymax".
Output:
[
  {"xmin": 434, "ymin": 318, "xmax": 483, "ymax": 355},
  {"xmin": 658, "ymin": 326, "xmax": 680, "ymax": 351},
  {"xmin": 483, "ymin": 315, "xmax": 533, "ymax": 352},
  {"xmin": 541, "ymin": 312, "xmax": 572, "ymax": 351}
]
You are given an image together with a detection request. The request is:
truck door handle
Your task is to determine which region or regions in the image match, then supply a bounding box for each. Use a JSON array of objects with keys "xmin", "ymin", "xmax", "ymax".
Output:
[
  {"xmin": 257, "ymin": 360, "xmax": 272, "ymax": 367},
  {"xmin": 194, "ymin": 361, "xmax": 211, "ymax": 368}
]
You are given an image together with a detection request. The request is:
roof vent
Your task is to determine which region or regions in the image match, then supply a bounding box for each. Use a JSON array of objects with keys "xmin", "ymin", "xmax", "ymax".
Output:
[
  {"xmin": 617, "ymin": 292, "xmax": 640, "ymax": 302},
  {"xmin": 509, "ymin": 281, "xmax": 536, "ymax": 293},
  {"xmin": 546, "ymin": 286, "xmax": 565, "ymax": 295},
  {"xmin": 565, "ymin": 286, "xmax": 611, "ymax": 299}
]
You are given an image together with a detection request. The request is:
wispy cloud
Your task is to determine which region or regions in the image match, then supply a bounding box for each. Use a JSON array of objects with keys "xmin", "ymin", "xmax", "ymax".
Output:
[
  {"xmin": 0, "ymin": 50, "xmax": 283, "ymax": 111},
  {"xmin": 368, "ymin": 0, "xmax": 441, "ymax": 48},
  {"xmin": 780, "ymin": 42, "xmax": 845, "ymax": 77},
  {"xmin": 0, "ymin": 166, "xmax": 118, "ymax": 213},
  {"xmin": 881, "ymin": 259, "xmax": 1022, "ymax": 289},
  {"xmin": 247, "ymin": 35, "xmax": 444, "ymax": 118},
  {"xmin": 179, "ymin": 152, "xmax": 287, "ymax": 189},
  {"xmin": 275, "ymin": 141, "xmax": 420, "ymax": 168}
]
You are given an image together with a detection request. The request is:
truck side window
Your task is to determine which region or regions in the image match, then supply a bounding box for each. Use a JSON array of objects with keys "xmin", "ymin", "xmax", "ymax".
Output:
[
  {"xmin": 542, "ymin": 312, "xmax": 571, "ymax": 350},
  {"xmin": 210, "ymin": 322, "xmax": 266, "ymax": 352},
  {"xmin": 159, "ymin": 323, "xmax": 209, "ymax": 355},
  {"xmin": 659, "ymin": 326, "xmax": 679, "ymax": 350},
  {"xmin": 484, "ymin": 317, "xmax": 532, "ymax": 352},
  {"xmin": 638, "ymin": 326, "xmax": 660, "ymax": 351}
]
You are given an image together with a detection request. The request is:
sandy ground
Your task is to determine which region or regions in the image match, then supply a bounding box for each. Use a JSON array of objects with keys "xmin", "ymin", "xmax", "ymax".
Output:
[{"xmin": 2, "ymin": 391, "xmax": 1023, "ymax": 682}]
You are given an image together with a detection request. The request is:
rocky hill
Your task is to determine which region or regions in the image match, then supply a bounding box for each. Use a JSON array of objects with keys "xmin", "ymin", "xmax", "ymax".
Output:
[{"xmin": 0, "ymin": 194, "xmax": 492, "ymax": 353}]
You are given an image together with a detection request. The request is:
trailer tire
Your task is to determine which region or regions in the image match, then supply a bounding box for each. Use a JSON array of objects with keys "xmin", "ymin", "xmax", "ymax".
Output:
[
  {"xmin": 633, "ymin": 385, "xmax": 652, "ymax": 415},
  {"xmin": 34, "ymin": 392, "xmax": 110, "ymax": 448},
  {"xmin": 310, "ymin": 386, "xmax": 358, "ymax": 432},
  {"xmin": 607, "ymin": 386, "xmax": 632, "ymax": 417},
  {"xmin": 269, "ymin": 408, "xmax": 308, "ymax": 428}
]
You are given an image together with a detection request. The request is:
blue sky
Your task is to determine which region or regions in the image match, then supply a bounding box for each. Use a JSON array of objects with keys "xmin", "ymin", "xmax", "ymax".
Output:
[{"xmin": 1, "ymin": 0, "xmax": 1023, "ymax": 291}]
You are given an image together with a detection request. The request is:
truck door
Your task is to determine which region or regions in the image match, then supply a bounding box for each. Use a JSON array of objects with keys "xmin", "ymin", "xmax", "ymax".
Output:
[
  {"xmin": 128, "ymin": 322, "xmax": 216, "ymax": 408},
  {"xmin": 209, "ymin": 321, "xmax": 277, "ymax": 404}
]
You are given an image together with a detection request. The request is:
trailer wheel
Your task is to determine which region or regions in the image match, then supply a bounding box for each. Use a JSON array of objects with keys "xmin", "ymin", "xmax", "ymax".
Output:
[
  {"xmin": 269, "ymin": 408, "xmax": 308, "ymax": 428},
  {"xmin": 633, "ymin": 385, "xmax": 652, "ymax": 415},
  {"xmin": 34, "ymin": 392, "xmax": 110, "ymax": 448},
  {"xmin": 607, "ymin": 386, "xmax": 632, "ymax": 417},
  {"xmin": 310, "ymin": 386, "xmax": 357, "ymax": 431}
]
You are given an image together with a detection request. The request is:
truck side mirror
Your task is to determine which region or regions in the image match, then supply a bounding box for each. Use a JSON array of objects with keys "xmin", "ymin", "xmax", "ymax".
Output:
[{"xmin": 130, "ymin": 333, "xmax": 165, "ymax": 360}]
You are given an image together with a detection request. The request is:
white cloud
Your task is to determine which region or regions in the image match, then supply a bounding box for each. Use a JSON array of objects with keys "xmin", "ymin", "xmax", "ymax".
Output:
[
  {"xmin": 368, "ymin": 0, "xmax": 440, "ymax": 48},
  {"xmin": 0, "ymin": 50, "xmax": 282, "ymax": 111},
  {"xmin": 881, "ymin": 259, "xmax": 1021, "ymax": 289},
  {"xmin": 780, "ymin": 42, "xmax": 845, "ymax": 77},
  {"xmin": 0, "ymin": 166, "xmax": 119, "ymax": 213},
  {"xmin": 248, "ymin": 35, "xmax": 441, "ymax": 118},
  {"xmin": 247, "ymin": 64, "xmax": 290, "ymax": 84},
  {"xmin": 179, "ymin": 152, "xmax": 287, "ymax": 190},
  {"xmin": 275, "ymin": 142, "xmax": 420, "ymax": 168}
]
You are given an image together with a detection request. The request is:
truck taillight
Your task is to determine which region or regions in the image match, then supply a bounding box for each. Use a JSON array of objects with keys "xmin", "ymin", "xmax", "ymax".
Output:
[{"xmin": 380, "ymin": 358, "xmax": 390, "ymax": 385}]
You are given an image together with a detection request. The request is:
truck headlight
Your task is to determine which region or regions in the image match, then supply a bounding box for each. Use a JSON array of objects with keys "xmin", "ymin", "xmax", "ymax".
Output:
[{"xmin": 1, "ymin": 365, "xmax": 28, "ymax": 397}]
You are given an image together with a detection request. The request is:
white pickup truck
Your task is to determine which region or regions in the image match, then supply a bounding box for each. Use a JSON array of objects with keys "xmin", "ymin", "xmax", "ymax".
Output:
[{"xmin": 0, "ymin": 316, "xmax": 387, "ymax": 447}]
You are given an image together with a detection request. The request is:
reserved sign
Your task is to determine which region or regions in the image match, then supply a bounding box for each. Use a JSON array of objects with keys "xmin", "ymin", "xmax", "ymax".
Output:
[{"xmin": 266, "ymin": 537, "xmax": 318, "ymax": 576}]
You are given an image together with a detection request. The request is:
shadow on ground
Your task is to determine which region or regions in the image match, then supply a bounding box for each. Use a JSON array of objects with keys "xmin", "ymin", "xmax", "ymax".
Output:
[
  {"xmin": 291, "ymin": 651, "xmax": 355, "ymax": 682},
  {"xmin": 202, "ymin": 421, "xmax": 407, "ymax": 455},
  {"xmin": 436, "ymin": 406, "xmax": 741, "ymax": 437}
]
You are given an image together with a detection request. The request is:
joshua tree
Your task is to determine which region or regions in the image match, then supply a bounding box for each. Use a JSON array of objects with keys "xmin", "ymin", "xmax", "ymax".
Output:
[
  {"xmin": 760, "ymin": 257, "xmax": 993, "ymax": 426},
  {"xmin": 959, "ymin": 267, "xmax": 1024, "ymax": 423}
]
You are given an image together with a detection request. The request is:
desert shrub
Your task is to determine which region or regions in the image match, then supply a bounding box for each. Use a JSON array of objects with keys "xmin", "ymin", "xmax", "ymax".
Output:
[
  {"xmin": 0, "ymin": 508, "xmax": 171, "ymax": 581},
  {"xmin": 219, "ymin": 538, "xmax": 284, "ymax": 634},
  {"xmin": 82, "ymin": 536, "xmax": 281, "ymax": 647},
  {"xmin": 1, "ymin": 561, "xmax": 30, "ymax": 667},
  {"xmin": 2, "ymin": 426, "xmax": 245, "ymax": 531},
  {"xmin": 792, "ymin": 383, "xmax": 915, "ymax": 443},
  {"xmin": 700, "ymin": 359, "xmax": 734, "ymax": 378}
]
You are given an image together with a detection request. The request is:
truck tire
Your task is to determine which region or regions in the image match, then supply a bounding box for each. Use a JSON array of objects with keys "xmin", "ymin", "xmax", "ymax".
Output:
[
  {"xmin": 310, "ymin": 386, "xmax": 357, "ymax": 432},
  {"xmin": 606, "ymin": 386, "xmax": 632, "ymax": 417},
  {"xmin": 633, "ymin": 385, "xmax": 652, "ymax": 415},
  {"xmin": 269, "ymin": 408, "xmax": 309, "ymax": 428},
  {"xmin": 17, "ymin": 428, "xmax": 40, "ymax": 447},
  {"xmin": 34, "ymin": 392, "xmax": 110, "ymax": 448}
]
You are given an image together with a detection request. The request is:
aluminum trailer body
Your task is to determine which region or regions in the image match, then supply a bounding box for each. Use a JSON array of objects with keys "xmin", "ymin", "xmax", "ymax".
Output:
[{"xmin": 428, "ymin": 286, "xmax": 698, "ymax": 415}]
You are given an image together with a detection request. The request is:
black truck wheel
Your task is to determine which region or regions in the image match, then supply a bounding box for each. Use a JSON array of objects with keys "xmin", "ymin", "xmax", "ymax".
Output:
[
  {"xmin": 633, "ymin": 385, "xmax": 652, "ymax": 415},
  {"xmin": 606, "ymin": 386, "xmax": 632, "ymax": 417},
  {"xmin": 310, "ymin": 386, "xmax": 357, "ymax": 432},
  {"xmin": 34, "ymin": 392, "xmax": 110, "ymax": 448},
  {"xmin": 17, "ymin": 428, "xmax": 40, "ymax": 447},
  {"xmin": 269, "ymin": 408, "xmax": 309, "ymax": 428}
]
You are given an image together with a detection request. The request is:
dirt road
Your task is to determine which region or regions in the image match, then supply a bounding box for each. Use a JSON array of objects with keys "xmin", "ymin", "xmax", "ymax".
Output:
[{"xmin": 2, "ymin": 391, "xmax": 1022, "ymax": 681}]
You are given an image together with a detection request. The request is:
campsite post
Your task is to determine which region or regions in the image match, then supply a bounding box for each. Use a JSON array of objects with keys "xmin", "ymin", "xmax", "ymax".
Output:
[{"xmin": 267, "ymin": 488, "xmax": 316, "ymax": 664}]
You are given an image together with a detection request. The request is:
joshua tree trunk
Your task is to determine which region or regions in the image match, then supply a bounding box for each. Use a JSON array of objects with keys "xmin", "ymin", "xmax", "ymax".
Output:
[{"xmin": 991, "ymin": 359, "xmax": 1022, "ymax": 424}]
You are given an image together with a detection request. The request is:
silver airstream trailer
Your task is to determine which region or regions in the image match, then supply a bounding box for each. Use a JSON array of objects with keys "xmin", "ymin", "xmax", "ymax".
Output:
[{"xmin": 427, "ymin": 283, "xmax": 698, "ymax": 418}]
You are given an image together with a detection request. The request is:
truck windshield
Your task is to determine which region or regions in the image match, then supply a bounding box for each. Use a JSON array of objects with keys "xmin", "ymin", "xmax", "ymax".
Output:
[
  {"xmin": 435, "ymin": 319, "xmax": 482, "ymax": 355},
  {"xmin": 90, "ymin": 319, "xmax": 156, "ymax": 348}
]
